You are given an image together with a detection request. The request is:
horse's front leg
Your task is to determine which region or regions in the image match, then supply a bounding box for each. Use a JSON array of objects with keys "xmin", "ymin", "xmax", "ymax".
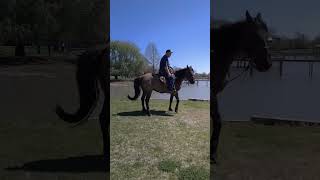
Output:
[
  {"xmin": 141, "ymin": 92, "xmax": 147, "ymax": 112},
  {"xmin": 211, "ymin": 95, "xmax": 221, "ymax": 164},
  {"xmin": 169, "ymin": 93, "xmax": 174, "ymax": 111},
  {"xmin": 145, "ymin": 92, "xmax": 152, "ymax": 116},
  {"xmin": 174, "ymin": 92, "xmax": 179, "ymax": 113}
]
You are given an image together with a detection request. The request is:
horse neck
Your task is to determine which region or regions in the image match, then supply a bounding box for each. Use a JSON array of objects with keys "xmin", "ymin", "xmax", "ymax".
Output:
[
  {"xmin": 212, "ymin": 22, "xmax": 249, "ymax": 78},
  {"xmin": 174, "ymin": 69, "xmax": 186, "ymax": 89},
  {"xmin": 212, "ymin": 27, "xmax": 239, "ymax": 95},
  {"xmin": 212, "ymin": 21, "xmax": 248, "ymax": 53}
]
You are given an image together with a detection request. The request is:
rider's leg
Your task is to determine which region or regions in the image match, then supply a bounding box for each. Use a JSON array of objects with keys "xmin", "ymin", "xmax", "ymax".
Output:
[{"xmin": 165, "ymin": 75, "xmax": 173, "ymax": 91}]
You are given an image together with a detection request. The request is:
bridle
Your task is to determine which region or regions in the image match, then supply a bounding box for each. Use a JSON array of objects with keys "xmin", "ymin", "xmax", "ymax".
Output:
[
  {"xmin": 224, "ymin": 57, "xmax": 252, "ymax": 87},
  {"xmin": 211, "ymin": 49, "xmax": 253, "ymax": 88}
]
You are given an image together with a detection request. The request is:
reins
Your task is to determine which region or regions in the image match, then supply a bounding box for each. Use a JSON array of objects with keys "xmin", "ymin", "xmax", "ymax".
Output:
[{"xmin": 224, "ymin": 58, "xmax": 252, "ymax": 87}]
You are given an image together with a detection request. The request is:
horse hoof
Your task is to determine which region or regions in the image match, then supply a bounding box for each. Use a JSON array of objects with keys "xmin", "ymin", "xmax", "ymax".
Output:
[
  {"xmin": 175, "ymin": 109, "xmax": 178, "ymax": 113},
  {"xmin": 147, "ymin": 112, "xmax": 151, "ymax": 116},
  {"xmin": 169, "ymin": 108, "xmax": 173, "ymax": 111}
]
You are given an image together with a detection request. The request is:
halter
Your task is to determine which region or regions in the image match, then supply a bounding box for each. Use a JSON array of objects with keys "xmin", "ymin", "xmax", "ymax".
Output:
[{"xmin": 224, "ymin": 57, "xmax": 252, "ymax": 87}]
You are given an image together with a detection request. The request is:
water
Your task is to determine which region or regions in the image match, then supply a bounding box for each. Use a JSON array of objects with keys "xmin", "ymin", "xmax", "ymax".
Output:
[
  {"xmin": 220, "ymin": 61, "xmax": 320, "ymax": 121},
  {"xmin": 152, "ymin": 80, "xmax": 210, "ymax": 100},
  {"xmin": 110, "ymin": 59, "xmax": 320, "ymax": 122},
  {"xmin": 110, "ymin": 80, "xmax": 210, "ymax": 100}
]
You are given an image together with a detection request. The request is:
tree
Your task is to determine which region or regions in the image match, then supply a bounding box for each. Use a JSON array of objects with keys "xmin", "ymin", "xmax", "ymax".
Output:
[
  {"xmin": 145, "ymin": 42, "xmax": 160, "ymax": 73},
  {"xmin": 0, "ymin": 0, "xmax": 107, "ymax": 56},
  {"xmin": 292, "ymin": 32, "xmax": 310, "ymax": 49},
  {"xmin": 110, "ymin": 40, "xmax": 148, "ymax": 79}
]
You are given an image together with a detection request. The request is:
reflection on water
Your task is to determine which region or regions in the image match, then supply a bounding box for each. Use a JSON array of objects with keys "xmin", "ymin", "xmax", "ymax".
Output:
[{"xmin": 110, "ymin": 80, "xmax": 210, "ymax": 100}]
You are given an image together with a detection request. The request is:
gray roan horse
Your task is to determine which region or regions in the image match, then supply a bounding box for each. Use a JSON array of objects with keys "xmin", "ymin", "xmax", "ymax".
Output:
[
  {"xmin": 128, "ymin": 66, "xmax": 195, "ymax": 116},
  {"xmin": 211, "ymin": 11, "xmax": 272, "ymax": 164}
]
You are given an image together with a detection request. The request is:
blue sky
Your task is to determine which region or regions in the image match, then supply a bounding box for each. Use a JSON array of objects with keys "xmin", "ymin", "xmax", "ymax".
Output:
[
  {"xmin": 111, "ymin": 0, "xmax": 210, "ymax": 73},
  {"xmin": 212, "ymin": 0, "xmax": 320, "ymax": 39}
]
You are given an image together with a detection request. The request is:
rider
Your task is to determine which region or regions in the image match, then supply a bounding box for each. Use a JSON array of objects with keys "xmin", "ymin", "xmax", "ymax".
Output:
[{"xmin": 159, "ymin": 49, "xmax": 176, "ymax": 94}]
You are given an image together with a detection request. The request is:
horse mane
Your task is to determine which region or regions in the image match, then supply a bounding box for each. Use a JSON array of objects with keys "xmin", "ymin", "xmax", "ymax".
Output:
[
  {"xmin": 174, "ymin": 67, "xmax": 188, "ymax": 79},
  {"xmin": 212, "ymin": 20, "xmax": 255, "ymax": 53},
  {"xmin": 214, "ymin": 20, "xmax": 248, "ymax": 30}
]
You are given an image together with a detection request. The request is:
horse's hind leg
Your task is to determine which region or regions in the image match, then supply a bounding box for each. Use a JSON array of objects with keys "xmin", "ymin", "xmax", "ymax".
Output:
[
  {"xmin": 211, "ymin": 95, "xmax": 221, "ymax": 164},
  {"xmin": 145, "ymin": 92, "xmax": 152, "ymax": 116},
  {"xmin": 169, "ymin": 93, "xmax": 174, "ymax": 111},
  {"xmin": 141, "ymin": 92, "xmax": 146, "ymax": 112},
  {"xmin": 174, "ymin": 92, "xmax": 179, "ymax": 113}
]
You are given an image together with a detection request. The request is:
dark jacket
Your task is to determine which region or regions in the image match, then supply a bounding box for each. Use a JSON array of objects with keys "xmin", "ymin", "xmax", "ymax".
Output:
[{"xmin": 159, "ymin": 55, "xmax": 170, "ymax": 76}]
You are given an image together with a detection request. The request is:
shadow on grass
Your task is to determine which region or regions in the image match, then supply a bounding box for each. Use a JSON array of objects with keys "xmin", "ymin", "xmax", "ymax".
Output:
[
  {"xmin": 116, "ymin": 110, "xmax": 173, "ymax": 117},
  {"xmin": 5, "ymin": 155, "xmax": 108, "ymax": 173}
]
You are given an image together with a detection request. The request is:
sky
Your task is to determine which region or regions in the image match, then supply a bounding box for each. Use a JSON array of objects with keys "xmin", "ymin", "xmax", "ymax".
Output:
[
  {"xmin": 212, "ymin": 0, "xmax": 320, "ymax": 39},
  {"xmin": 111, "ymin": 0, "xmax": 210, "ymax": 73}
]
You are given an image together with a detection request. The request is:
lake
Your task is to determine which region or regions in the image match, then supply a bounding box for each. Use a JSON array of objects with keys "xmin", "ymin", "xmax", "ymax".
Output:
[
  {"xmin": 110, "ymin": 80, "xmax": 210, "ymax": 100},
  {"xmin": 220, "ymin": 61, "xmax": 320, "ymax": 122}
]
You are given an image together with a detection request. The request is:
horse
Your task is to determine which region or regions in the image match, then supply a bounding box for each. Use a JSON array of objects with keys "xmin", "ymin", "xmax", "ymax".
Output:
[
  {"xmin": 211, "ymin": 11, "xmax": 272, "ymax": 164},
  {"xmin": 128, "ymin": 66, "xmax": 195, "ymax": 116},
  {"xmin": 55, "ymin": 45, "xmax": 109, "ymax": 170}
]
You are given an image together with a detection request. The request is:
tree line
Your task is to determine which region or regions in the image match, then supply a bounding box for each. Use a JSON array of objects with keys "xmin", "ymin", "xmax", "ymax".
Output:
[
  {"xmin": 110, "ymin": 41, "xmax": 161, "ymax": 80},
  {"xmin": 271, "ymin": 33, "xmax": 320, "ymax": 50},
  {"xmin": 110, "ymin": 40, "xmax": 209, "ymax": 80},
  {"xmin": 0, "ymin": 0, "xmax": 108, "ymax": 56},
  {"xmin": 213, "ymin": 18, "xmax": 320, "ymax": 50}
]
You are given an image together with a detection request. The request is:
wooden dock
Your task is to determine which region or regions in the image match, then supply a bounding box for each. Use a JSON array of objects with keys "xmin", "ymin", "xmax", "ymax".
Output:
[{"xmin": 231, "ymin": 50, "xmax": 320, "ymax": 79}]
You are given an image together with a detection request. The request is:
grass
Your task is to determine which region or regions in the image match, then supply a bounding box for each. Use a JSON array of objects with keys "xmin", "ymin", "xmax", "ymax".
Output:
[
  {"xmin": 158, "ymin": 160, "xmax": 181, "ymax": 173},
  {"xmin": 213, "ymin": 122, "xmax": 320, "ymax": 180},
  {"xmin": 110, "ymin": 99, "xmax": 210, "ymax": 180},
  {"xmin": 0, "ymin": 61, "xmax": 108, "ymax": 180},
  {"xmin": 178, "ymin": 166, "xmax": 209, "ymax": 180}
]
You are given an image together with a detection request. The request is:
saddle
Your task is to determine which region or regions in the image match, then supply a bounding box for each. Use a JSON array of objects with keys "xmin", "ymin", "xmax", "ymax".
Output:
[
  {"xmin": 153, "ymin": 67, "xmax": 174, "ymax": 84},
  {"xmin": 152, "ymin": 73, "xmax": 167, "ymax": 84}
]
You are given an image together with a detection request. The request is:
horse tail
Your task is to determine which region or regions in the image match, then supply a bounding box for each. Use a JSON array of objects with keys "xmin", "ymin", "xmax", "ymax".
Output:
[
  {"xmin": 128, "ymin": 77, "xmax": 142, "ymax": 100},
  {"xmin": 56, "ymin": 49, "xmax": 102, "ymax": 123}
]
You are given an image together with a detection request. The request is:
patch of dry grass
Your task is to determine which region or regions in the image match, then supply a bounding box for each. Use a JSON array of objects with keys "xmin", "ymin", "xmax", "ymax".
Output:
[
  {"xmin": 212, "ymin": 122, "xmax": 320, "ymax": 180},
  {"xmin": 110, "ymin": 99, "xmax": 210, "ymax": 179}
]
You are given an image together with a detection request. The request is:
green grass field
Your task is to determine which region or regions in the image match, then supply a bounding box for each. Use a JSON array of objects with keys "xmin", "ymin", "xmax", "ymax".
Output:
[
  {"xmin": 213, "ymin": 122, "xmax": 320, "ymax": 180},
  {"xmin": 110, "ymin": 99, "xmax": 210, "ymax": 179}
]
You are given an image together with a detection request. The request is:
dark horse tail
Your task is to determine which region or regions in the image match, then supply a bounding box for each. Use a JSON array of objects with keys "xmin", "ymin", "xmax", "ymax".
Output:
[
  {"xmin": 128, "ymin": 77, "xmax": 141, "ymax": 100},
  {"xmin": 56, "ymin": 47, "xmax": 105, "ymax": 123}
]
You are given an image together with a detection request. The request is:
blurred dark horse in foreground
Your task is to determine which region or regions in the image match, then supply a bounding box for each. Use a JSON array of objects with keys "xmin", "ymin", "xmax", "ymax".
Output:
[
  {"xmin": 128, "ymin": 66, "xmax": 195, "ymax": 116},
  {"xmin": 55, "ymin": 45, "xmax": 109, "ymax": 170},
  {"xmin": 211, "ymin": 11, "xmax": 272, "ymax": 164}
]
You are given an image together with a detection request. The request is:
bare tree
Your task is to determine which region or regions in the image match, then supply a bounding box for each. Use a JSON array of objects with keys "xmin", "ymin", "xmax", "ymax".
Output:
[{"xmin": 145, "ymin": 42, "xmax": 160, "ymax": 73}]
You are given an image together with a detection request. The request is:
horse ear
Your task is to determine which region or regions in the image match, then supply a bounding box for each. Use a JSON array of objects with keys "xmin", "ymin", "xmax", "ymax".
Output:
[
  {"xmin": 246, "ymin": 10, "xmax": 253, "ymax": 22},
  {"xmin": 187, "ymin": 65, "xmax": 189, "ymax": 68}
]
